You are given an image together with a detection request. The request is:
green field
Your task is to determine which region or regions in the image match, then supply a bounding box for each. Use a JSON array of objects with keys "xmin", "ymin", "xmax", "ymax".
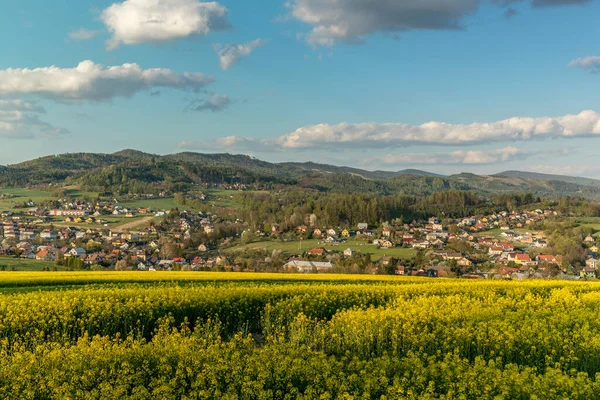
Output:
[
  {"xmin": 0, "ymin": 274, "xmax": 598, "ymax": 397},
  {"xmin": 473, "ymin": 227, "xmax": 541, "ymax": 238},
  {"xmin": 569, "ymin": 217, "xmax": 600, "ymax": 237},
  {"xmin": 0, "ymin": 257, "xmax": 62, "ymax": 271},
  {"xmin": 0, "ymin": 188, "xmax": 53, "ymax": 211},
  {"xmin": 226, "ymin": 238, "xmax": 416, "ymax": 260}
]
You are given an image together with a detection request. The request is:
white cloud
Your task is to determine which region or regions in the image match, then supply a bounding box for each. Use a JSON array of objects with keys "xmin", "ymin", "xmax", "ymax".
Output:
[
  {"xmin": 215, "ymin": 39, "xmax": 267, "ymax": 70},
  {"xmin": 68, "ymin": 28, "xmax": 99, "ymax": 41},
  {"xmin": 272, "ymin": 110, "xmax": 600, "ymax": 149},
  {"xmin": 0, "ymin": 60, "xmax": 213, "ymax": 102},
  {"xmin": 378, "ymin": 147, "xmax": 534, "ymax": 165},
  {"xmin": 289, "ymin": 0, "xmax": 593, "ymax": 46},
  {"xmin": 101, "ymin": 0, "xmax": 230, "ymax": 50},
  {"xmin": 569, "ymin": 56, "xmax": 600, "ymax": 74},
  {"xmin": 0, "ymin": 100, "xmax": 68, "ymax": 139},
  {"xmin": 210, "ymin": 110, "xmax": 600, "ymax": 151},
  {"xmin": 186, "ymin": 93, "xmax": 231, "ymax": 112}
]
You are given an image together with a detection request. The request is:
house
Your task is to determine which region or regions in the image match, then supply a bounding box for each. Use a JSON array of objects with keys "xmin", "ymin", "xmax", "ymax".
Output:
[
  {"xmin": 325, "ymin": 236, "xmax": 340, "ymax": 243},
  {"xmin": 67, "ymin": 248, "xmax": 86, "ymax": 258},
  {"xmin": 343, "ymin": 248, "xmax": 355, "ymax": 257},
  {"xmin": 489, "ymin": 246, "xmax": 503, "ymax": 256},
  {"xmin": 378, "ymin": 240, "xmax": 394, "ymax": 249},
  {"xmin": 307, "ymin": 248, "xmax": 326, "ymax": 256},
  {"xmin": 40, "ymin": 230, "xmax": 57, "ymax": 240},
  {"xmin": 341, "ymin": 229, "xmax": 350, "ymax": 238},
  {"xmin": 283, "ymin": 260, "xmax": 334, "ymax": 273},
  {"xmin": 458, "ymin": 257, "xmax": 473, "ymax": 267},
  {"xmin": 382, "ymin": 228, "xmax": 391, "ymax": 237},
  {"xmin": 585, "ymin": 258, "xmax": 600, "ymax": 270},
  {"xmin": 432, "ymin": 223, "xmax": 443, "ymax": 232},
  {"xmin": 395, "ymin": 265, "xmax": 405, "ymax": 275},
  {"xmin": 357, "ymin": 223, "xmax": 368, "ymax": 230},
  {"xmin": 84, "ymin": 253, "xmax": 105, "ymax": 264},
  {"xmin": 585, "ymin": 235, "xmax": 595, "ymax": 243},
  {"xmin": 35, "ymin": 249, "xmax": 55, "ymax": 261},
  {"xmin": 581, "ymin": 267, "xmax": 596, "ymax": 279},
  {"xmin": 515, "ymin": 254, "xmax": 532, "ymax": 265},
  {"xmin": 296, "ymin": 225, "xmax": 308, "ymax": 234},
  {"xmin": 197, "ymin": 244, "xmax": 208, "ymax": 252},
  {"xmin": 326, "ymin": 229, "xmax": 337, "ymax": 237},
  {"xmin": 313, "ymin": 229, "xmax": 322, "ymax": 238},
  {"xmin": 380, "ymin": 256, "xmax": 393, "ymax": 266},
  {"xmin": 537, "ymin": 255, "xmax": 557, "ymax": 264}
]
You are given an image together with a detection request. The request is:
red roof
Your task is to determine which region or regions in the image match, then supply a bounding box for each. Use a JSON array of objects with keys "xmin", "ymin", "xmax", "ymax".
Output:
[{"xmin": 516, "ymin": 254, "xmax": 531, "ymax": 261}]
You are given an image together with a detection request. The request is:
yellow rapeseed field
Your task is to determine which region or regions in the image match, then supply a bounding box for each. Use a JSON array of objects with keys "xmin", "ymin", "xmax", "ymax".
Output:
[{"xmin": 1, "ymin": 272, "xmax": 600, "ymax": 398}]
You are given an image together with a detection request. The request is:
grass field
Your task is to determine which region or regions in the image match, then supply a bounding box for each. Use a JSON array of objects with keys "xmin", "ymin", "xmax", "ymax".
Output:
[
  {"xmin": 0, "ymin": 188, "xmax": 53, "ymax": 211},
  {"xmin": 473, "ymin": 227, "xmax": 541, "ymax": 238},
  {"xmin": 0, "ymin": 274, "xmax": 599, "ymax": 397},
  {"xmin": 567, "ymin": 217, "xmax": 600, "ymax": 237},
  {"xmin": 226, "ymin": 238, "xmax": 416, "ymax": 260},
  {"xmin": 0, "ymin": 257, "xmax": 62, "ymax": 271}
]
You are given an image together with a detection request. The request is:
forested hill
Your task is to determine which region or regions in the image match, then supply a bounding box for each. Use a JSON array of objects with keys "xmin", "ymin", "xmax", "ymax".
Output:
[
  {"xmin": 2, "ymin": 150, "xmax": 600, "ymax": 200},
  {"xmin": 494, "ymin": 170, "xmax": 600, "ymax": 188}
]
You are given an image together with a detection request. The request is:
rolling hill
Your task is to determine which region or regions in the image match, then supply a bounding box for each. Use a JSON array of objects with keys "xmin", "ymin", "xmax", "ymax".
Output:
[
  {"xmin": 1, "ymin": 150, "xmax": 600, "ymax": 200},
  {"xmin": 494, "ymin": 170, "xmax": 600, "ymax": 188}
]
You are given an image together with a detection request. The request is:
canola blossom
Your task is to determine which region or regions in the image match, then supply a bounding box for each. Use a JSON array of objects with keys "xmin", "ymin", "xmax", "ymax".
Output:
[{"xmin": 1, "ymin": 272, "xmax": 600, "ymax": 398}]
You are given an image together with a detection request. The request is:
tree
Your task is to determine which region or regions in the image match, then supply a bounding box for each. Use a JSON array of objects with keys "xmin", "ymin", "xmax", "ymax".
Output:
[{"xmin": 115, "ymin": 259, "xmax": 129, "ymax": 271}]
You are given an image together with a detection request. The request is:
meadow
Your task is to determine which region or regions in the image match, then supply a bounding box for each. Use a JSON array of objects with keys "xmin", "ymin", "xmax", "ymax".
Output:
[
  {"xmin": 0, "ymin": 272, "xmax": 600, "ymax": 398},
  {"xmin": 226, "ymin": 239, "xmax": 416, "ymax": 260},
  {"xmin": 0, "ymin": 257, "xmax": 59, "ymax": 271}
]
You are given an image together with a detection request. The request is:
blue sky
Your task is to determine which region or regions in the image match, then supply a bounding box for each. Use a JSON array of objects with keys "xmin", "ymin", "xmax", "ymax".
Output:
[{"xmin": 1, "ymin": 0, "xmax": 600, "ymax": 177}]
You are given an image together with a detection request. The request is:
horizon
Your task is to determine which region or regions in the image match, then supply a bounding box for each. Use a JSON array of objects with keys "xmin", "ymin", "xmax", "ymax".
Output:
[{"xmin": 2, "ymin": 1, "xmax": 600, "ymax": 176}]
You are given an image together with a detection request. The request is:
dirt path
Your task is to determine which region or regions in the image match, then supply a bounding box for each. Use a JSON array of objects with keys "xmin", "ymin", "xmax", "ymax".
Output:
[{"xmin": 111, "ymin": 216, "xmax": 154, "ymax": 232}]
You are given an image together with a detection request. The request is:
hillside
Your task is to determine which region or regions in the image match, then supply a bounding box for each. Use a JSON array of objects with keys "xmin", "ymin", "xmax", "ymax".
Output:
[
  {"xmin": 2, "ymin": 150, "xmax": 600, "ymax": 200},
  {"xmin": 495, "ymin": 170, "xmax": 600, "ymax": 188}
]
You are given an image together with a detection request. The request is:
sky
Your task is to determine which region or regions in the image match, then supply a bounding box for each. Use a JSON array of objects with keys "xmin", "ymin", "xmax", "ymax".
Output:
[{"xmin": 1, "ymin": 0, "xmax": 600, "ymax": 177}]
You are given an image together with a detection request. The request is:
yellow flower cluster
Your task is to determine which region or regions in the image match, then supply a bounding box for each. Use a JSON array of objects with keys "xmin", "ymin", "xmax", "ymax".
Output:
[{"xmin": 0, "ymin": 273, "xmax": 598, "ymax": 398}]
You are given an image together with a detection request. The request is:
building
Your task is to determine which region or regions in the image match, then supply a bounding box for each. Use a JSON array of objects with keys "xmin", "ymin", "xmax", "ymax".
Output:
[
  {"xmin": 49, "ymin": 209, "xmax": 88, "ymax": 217},
  {"xmin": 283, "ymin": 260, "xmax": 334, "ymax": 273}
]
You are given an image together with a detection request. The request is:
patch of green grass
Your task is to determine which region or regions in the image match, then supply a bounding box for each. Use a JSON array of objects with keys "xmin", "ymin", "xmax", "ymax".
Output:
[
  {"xmin": 120, "ymin": 198, "xmax": 180, "ymax": 211},
  {"xmin": 0, "ymin": 257, "xmax": 64, "ymax": 271},
  {"xmin": 473, "ymin": 227, "xmax": 540, "ymax": 238},
  {"xmin": 226, "ymin": 239, "xmax": 415, "ymax": 261},
  {"xmin": 0, "ymin": 188, "xmax": 53, "ymax": 211}
]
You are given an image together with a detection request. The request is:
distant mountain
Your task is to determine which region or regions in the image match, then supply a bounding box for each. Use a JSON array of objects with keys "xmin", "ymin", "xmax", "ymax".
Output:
[
  {"xmin": 281, "ymin": 162, "xmax": 441, "ymax": 180},
  {"xmin": 494, "ymin": 170, "xmax": 600, "ymax": 188},
  {"xmin": 397, "ymin": 169, "xmax": 444, "ymax": 177},
  {"xmin": 2, "ymin": 150, "xmax": 600, "ymax": 200},
  {"xmin": 280, "ymin": 161, "xmax": 399, "ymax": 180}
]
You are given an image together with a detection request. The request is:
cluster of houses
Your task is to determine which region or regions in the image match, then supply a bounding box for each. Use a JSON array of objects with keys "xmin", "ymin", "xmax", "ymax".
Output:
[
  {"xmin": 3, "ymin": 197, "xmax": 600, "ymax": 279},
  {"xmin": 0, "ymin": 203, "xmax": 230, "ymax": 270}
]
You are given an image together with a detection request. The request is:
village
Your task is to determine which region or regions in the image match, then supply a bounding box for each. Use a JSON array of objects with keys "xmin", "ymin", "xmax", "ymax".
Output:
[{"xmin": 0, "ymin": 193, "xmax": 598, "ymax": 280}]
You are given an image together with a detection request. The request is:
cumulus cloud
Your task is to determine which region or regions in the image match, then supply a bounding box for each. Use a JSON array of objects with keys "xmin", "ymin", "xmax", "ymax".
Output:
[
  {"xmin": 378, "ymin": 147, "xmax": 534, "ymax": 165},
  {"xmin": 213, "ymin": 110, "xmax": 600, "ymax": 150},
  {"xmin": 215, "ymin": 39, "xmax": 267, "ymax": 70},
  {"xmin": 569, "ymin": 56, "xmax": 600, "ymax": 74},
  {"xmin": 68, "ymin": 28, "xmax": 99, "ymax": 41},
  {"xmin": 0, "ymin": 100, "xmax": 69, "ymax": 139},
  {"xmin": 101, "ymin": 0, "xmax": 230, "ymax": 50},
  {"xmin": 289, "ymin": 0, "xmax": 594, "ymax": 46},
  {"xmin": 0, "ymin": 60, "xmax": 213, "ymax": 102},
  {"xmin": 186, "ymin": 94, "xmax": 231, "ymax": 112}
]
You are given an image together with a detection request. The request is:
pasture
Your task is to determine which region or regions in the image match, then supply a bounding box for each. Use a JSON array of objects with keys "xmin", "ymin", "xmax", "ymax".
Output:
[{"xmin": 225, "ymin": 238, "xmax": 416, "ymax": 260}]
